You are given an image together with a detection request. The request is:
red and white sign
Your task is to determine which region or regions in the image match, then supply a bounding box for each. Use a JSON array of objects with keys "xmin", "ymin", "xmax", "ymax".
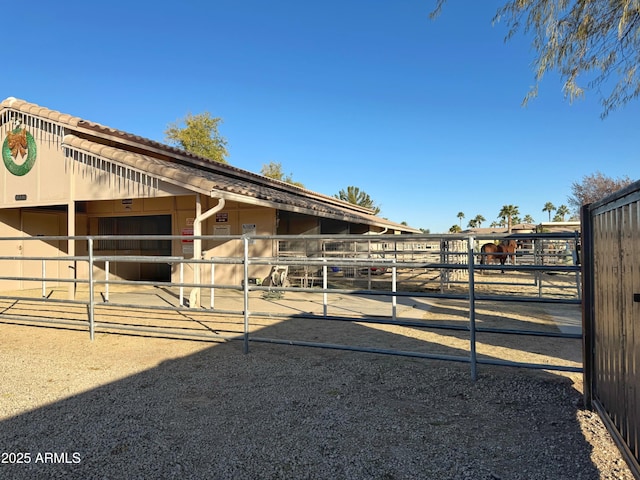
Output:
[{"xmin": 181, "ymin": 227, "xmax": 193, "ymax": 243}]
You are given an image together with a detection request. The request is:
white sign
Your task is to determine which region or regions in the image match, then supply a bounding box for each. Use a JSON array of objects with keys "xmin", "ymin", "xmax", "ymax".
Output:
[
  {"xmin": 242, "ymin": 224, "xmax": 256, "ymax": 236},
  {"xmin": 214, "ymin": 225, "xmax": 231, "ymax": 236}
]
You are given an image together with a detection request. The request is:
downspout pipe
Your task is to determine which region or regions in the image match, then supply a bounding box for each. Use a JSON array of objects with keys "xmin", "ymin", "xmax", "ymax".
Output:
[{"xmin": 189, "ymin": 194, "xmax": 226, "ymax": 308}]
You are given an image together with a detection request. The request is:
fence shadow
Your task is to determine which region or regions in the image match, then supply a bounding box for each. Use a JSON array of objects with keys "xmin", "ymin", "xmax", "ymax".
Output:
[{"xmin": 0, "ymin": 318, "xmax": 604, "ymax": 480}]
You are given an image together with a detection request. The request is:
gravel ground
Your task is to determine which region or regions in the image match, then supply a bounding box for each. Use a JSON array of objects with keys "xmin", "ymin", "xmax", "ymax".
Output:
[{"xmin": 0, "ymin": 304, "xmax": 635, "ymax": 479}]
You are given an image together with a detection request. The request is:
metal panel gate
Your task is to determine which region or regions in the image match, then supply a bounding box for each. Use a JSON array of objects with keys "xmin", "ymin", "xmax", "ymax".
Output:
[{"xmin": 582, "ymin": 181, "xmax": 640, "ymax": 478}]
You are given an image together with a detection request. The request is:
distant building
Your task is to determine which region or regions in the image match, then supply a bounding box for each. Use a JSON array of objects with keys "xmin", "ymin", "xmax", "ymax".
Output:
[
  {"xmin": 537, "ymin": 221, "xmax": 581, "ymax": 233},
  {"xmin": 462, "ymin": 223, "xmax": 537, "ymax": 235}
]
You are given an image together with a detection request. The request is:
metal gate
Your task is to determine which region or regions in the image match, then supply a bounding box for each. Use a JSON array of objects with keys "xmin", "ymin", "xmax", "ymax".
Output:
[{"xmin": 582, "ymin": 180, "xmax": 640, "ymax": 478}]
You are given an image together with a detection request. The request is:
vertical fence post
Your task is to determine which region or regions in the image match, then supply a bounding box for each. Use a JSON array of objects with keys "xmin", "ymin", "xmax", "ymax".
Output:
[
  {"xmin": 104, "ymin": 260, "xmax": 110, "ymax": 303},
  {"xmin": 391, "ymin": 259, "xmax": 397, "ymax": 321},
  {"xmin": 574, "ymin": 230, "xmax": 582, "ymax": 300},
  {"xmin": 322, "ymin": 259, "xmax": 328, "ymax": 317},
  {"xmin": 88, "ymin": 237, "xmax": 95, "ymax": 341},
  {"xmin": 580, "ymin": 204, "xmax": 594, "ymax": 409},
  {"xmin": 367, "ymin": 240, "xmax": 372, "ymax": 290},
  {"xmin": 41, "ymin": 259, "xmax": 46, "ymax": 298},
  {"xmin": 468, "ymin": 236, "xmax": 477, "ymax": 381},
  {"xmin": 537, "ymin": 238, "xmax": 544, "ymax": 298},
  {"xmin": 243, "ymin": 236, "xmax": 250, "ymax": 354},
  {"xmin": 210, "ymin": 261, "xmax": 215, "ymax": 309},
  {"xmin": 179, "ymin": 263, "xmax": 184, "ymax": 307},
  {"xmin": 439, "ymin": 239, "xmax": 448, "ymax": 292},
  {"xmin": 533, "ymin": 238, "xmax": 541, "ymax": 296}
]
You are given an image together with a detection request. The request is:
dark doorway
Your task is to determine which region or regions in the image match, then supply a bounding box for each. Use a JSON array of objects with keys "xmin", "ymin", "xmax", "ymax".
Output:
[{"xmin": 97, "ymin": 215, "xmax": 172, "ymax": 281}]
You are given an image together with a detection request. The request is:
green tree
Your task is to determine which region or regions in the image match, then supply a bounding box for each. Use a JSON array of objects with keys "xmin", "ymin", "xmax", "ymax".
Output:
[
  {"xmin": 335, "ymin": 186, "xmax": 381, "ymax": 215},
  {"xmin": 568, "ymin": 171, "xmax": 634, "ymax": 211},
  {"xmin": 473, "ymin": 214, "xmax": 486, "ymax": 228},
  {"xmin": 165, "ymin": 112, "xmax": 229, "ymax": 163},
  {"xmin": 498, "ymin": 204, "xmax": 520, "ymax": 233},
  {"xmin": 260, "ymin": 161, "xmax": 304, "ymax": 188},
  {"xmin": 523, "ymin": 214, "xmax": 535, "ymax": 224},
  {"xmin": 556, "ymin": 204, "xmax": 571, "ymax": 221},
  {"xmin": 431, "ymin": 1, "xmax": 640, "ymax": 116},
  {"xmin": 542, "ymin": 202, "xmax": 556, "ymax": 222},
  {"xmin": 457, "ymin": 211, "xmax": 465, "ymax": 227},
  {"xmin": 449, "ymin": 224, "xmax": 462, "ymax": 233},
  {"xmin": 467, "ymin": 219, "xmax": 478, "ymax": 229}
]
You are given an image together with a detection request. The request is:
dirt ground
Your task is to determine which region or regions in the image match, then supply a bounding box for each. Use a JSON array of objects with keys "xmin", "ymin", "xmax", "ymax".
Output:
[{"xmin": 0, "ymin": 270, "xmax": 635, "ymax": 479}]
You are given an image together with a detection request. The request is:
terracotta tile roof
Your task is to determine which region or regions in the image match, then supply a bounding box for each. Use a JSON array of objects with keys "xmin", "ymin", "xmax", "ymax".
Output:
[{"xmin": 1, "ymin": 97, "xmax": 418, "ymax": 233}]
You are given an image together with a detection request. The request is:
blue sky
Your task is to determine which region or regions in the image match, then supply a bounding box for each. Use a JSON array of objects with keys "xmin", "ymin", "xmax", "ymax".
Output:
[{"xmin": 4, "ymin": 1, "xmax": 637, "ymax": 232}]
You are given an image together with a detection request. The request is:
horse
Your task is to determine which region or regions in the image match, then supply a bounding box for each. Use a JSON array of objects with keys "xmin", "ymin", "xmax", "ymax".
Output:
[{"xmin": 479, "ymin": 239, "xmax": 517, "ymax": 273}]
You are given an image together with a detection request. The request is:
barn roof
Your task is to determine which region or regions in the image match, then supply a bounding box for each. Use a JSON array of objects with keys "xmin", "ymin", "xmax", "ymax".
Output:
[{"xmin": 0, "ymin": 97, "xmax": 419, "ymax": 233}]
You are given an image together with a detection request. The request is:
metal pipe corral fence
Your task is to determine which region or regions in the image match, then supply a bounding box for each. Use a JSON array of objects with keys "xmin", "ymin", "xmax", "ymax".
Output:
[{"xmin": 0, "ymin": 232, "xmax": 582, "ymax": 380}]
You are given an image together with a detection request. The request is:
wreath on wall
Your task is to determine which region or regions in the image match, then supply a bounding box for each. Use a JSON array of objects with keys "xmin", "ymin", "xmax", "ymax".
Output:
[{"xmin": 2, "ymin": 128, "xmax": 37, "ymax": 176}]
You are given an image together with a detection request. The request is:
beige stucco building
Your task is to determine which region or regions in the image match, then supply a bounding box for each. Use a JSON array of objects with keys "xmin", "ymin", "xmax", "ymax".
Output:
[{"xmin": 0, "ymin": 97, "xmax": 417, "ymax": 293}]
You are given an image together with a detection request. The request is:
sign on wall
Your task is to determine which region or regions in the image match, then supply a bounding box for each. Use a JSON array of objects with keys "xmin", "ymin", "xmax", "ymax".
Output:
[
  {"xmin": 242, "ymin": 224, "xmax": 256, "ymax": 236},
  {"xmin": 214, "ymin": 225, "xmax": 231, "ymax": 236},
  {"xmin": 181, "ymin": 227, "xmax": 194, "ymax": 254}
]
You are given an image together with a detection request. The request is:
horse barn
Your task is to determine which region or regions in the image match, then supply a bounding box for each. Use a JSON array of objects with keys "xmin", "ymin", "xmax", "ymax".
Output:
[{"xmin": 0, "ymin": 97, "xmax": 417, "ymax": 294}]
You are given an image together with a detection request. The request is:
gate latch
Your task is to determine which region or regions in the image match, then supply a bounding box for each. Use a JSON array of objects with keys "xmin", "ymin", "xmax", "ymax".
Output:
[{"xmin": 634, "ymin": 294, "xmax": 640, "ymax": 303}]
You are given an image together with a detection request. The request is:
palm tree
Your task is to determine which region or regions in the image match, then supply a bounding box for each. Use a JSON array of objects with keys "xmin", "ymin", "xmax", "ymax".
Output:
[
  {"xmin": 467, "ymin": 219, "xmax": 478, "ymax": 229},
  {"xmin": 542, "ymin": 202, "xmax": 556, "ymax": 222},
  {"xmin": 335, "ymin": 186, "xmax": 380, "ymax": 215},
  {"xmin": 556, "ymin": 204, "xmax": 570, "ymax": 221},
  {"xmin": 473, "ymin": 214, "xmax": 486, "ymax": 228},
  {"xmin": 457, "ymin": 211, "xmax": 465, "ymax": 227},
  {"xmin": 449, "ymin": 224, "xmax": 462, "ymax": 233},
  {"xmin": 499, "ymin": 204, "xmax": 520, "ymax": 233},
  {"xmin": 523, "ymin": 214, "xmax": 535, "ymax": 224}
]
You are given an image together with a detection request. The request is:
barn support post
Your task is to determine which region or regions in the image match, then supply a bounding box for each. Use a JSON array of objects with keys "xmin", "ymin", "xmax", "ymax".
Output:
[
  {"xmin": 468, "ymin": 235, "xmax": 477, "ymax": 381},
  {"xmin": 580, "ymin": 203, "xmax": 595, "ymax": 409}
]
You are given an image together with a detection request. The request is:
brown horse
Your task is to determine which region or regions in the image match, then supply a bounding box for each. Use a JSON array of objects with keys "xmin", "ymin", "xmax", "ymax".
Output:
[{"xmin": 479, "ymin": 239, "xmax": 517, "ymax": 272}]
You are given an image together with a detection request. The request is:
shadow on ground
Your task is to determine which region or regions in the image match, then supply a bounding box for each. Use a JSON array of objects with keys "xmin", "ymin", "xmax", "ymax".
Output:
[{"xmin": 0, "ymin": 314, "xmax": 599, "ymax": 480}]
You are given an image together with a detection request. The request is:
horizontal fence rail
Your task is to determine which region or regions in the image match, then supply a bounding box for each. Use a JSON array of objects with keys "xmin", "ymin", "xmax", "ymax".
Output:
[{"xmin": 0, "ymin": 232, "xmax": 582, "ymax": 381}]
